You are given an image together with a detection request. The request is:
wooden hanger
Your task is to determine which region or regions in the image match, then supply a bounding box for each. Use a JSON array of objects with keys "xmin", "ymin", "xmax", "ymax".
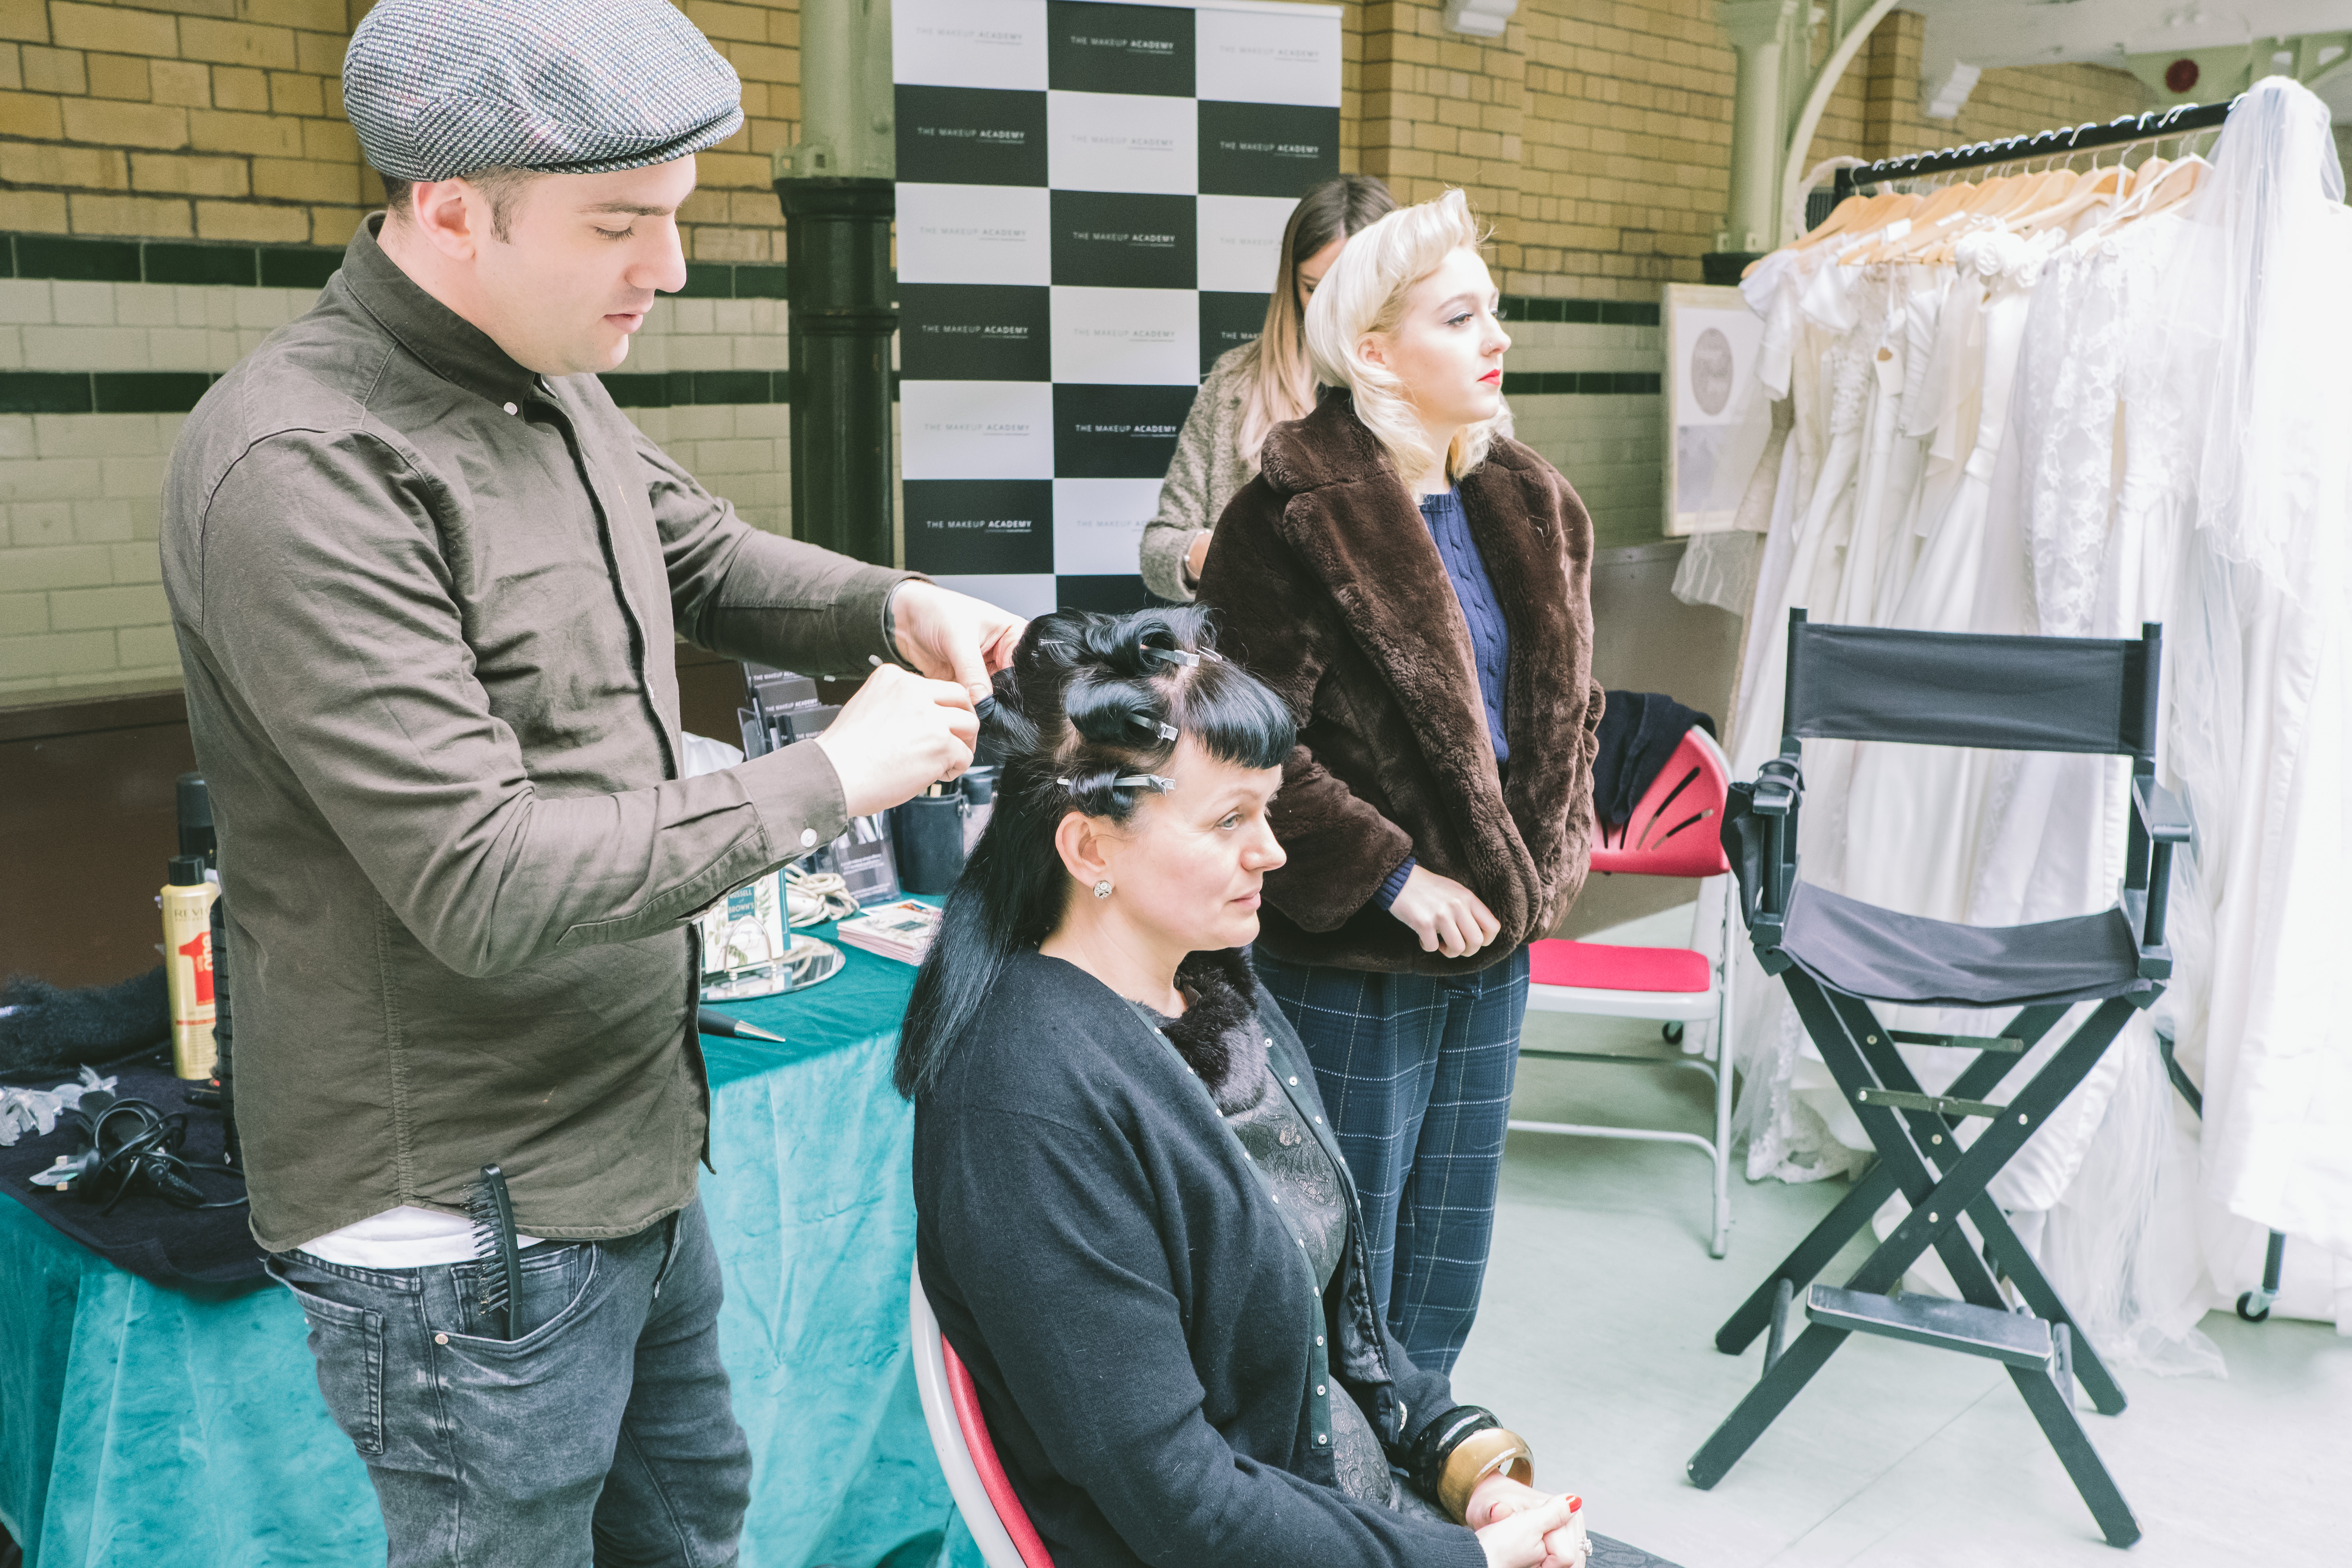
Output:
[
  {"xmin": 1845, "ymin": 178, "xmax": 1976, "ymax": 264},
  {"xmin": 2015, "ymin": 164, "xmax": 2120, "ymax": 235}
]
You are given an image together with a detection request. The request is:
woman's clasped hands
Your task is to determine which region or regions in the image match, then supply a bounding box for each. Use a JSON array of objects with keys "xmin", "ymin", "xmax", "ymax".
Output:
[{"xmin": 1470, "ymin": 1473, "xmax": 1591, "ymax": 1568}]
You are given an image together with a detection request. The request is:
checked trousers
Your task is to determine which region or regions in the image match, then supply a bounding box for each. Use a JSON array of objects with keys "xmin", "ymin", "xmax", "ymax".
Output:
[{"xmin": 1257, "ymin": 946, "xmax": 1530, "ymax": 1374}]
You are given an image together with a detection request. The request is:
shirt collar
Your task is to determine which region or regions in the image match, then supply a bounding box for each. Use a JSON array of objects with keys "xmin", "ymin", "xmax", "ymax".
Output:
[{"xmin": 340, "ymin": 214, "xmax": 541, "ymax": 408}]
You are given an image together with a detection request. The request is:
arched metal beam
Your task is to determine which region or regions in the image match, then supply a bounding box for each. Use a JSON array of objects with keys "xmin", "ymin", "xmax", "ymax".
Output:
[{"xmin": 1777, "ymin": 0, "xmax": 1900, "ymax": 246}]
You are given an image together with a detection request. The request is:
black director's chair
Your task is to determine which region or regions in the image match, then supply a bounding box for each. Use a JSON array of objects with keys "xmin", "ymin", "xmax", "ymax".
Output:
[{"xmin": 1685, "ymin": 610, "xmax": 2187, "ymax": 1549}]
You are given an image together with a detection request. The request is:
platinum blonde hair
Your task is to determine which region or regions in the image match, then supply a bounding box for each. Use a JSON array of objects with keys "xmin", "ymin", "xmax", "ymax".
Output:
[{"xmin": 1303, "ymin": 188, "xmax": 1510, "ymax": 487}]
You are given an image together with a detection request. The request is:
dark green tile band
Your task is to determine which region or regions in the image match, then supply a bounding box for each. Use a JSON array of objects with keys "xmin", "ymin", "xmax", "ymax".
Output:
[
  {"xmin": 143, "ymin": 242, "xmax": 259, "ymax": 287},
  {"xmin": 1497, "ymin": 296, "xmax": 1662, "ymax": 327},
  {"xmin": 603, "ymin": 370, "xmax": 793, "ymax": 407},
  {"xmin": 0, "ymin": 368, "xmax": 804, "ymax": 415},
  {"xmin": 0, "ymin": 371, "xmax": 101, "ymax": 412},
  {"xmin": 1501, "ymin": 370, "xmax": 1662, "ymax": 396},
  {"xmin": 0, "ymin": 367, "xmax": 1660, "ymax": 414},
  {"xmin": 2, "ymin": 234, "xmax": 789, "ymax": 298},
  {"xmin": 96, "ymin": 372, "xmax": 216, "ymax": 413}
]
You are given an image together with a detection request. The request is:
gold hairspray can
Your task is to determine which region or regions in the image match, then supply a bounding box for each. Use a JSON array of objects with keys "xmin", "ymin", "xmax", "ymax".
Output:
[{"xmin": 162, "ymin": 854, "xmax": 218, "ymax": 1078}]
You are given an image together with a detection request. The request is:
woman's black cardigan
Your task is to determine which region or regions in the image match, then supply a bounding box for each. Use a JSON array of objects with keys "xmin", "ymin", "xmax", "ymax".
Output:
[{"xmin": 913, "ymin": 949, "xmax": 1490, "ymax": 1568}]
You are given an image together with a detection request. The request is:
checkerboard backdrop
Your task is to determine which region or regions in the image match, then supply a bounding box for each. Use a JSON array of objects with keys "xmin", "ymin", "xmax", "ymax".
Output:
[{"xmin": 894, "ymin": 0, "xmax": 1343, "ymax": 617}]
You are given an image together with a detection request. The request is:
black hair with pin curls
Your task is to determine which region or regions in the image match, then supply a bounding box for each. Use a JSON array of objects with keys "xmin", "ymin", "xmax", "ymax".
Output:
[{"xmin": 894, "ymin": 606, "xmax": 1296, "ymax": 1100}]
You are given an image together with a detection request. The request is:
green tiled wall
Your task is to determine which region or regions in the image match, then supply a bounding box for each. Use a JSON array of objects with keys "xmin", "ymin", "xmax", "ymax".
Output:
[{"xmin": 1, "ymin": 234, "xmax": 788, "ymax": 299}]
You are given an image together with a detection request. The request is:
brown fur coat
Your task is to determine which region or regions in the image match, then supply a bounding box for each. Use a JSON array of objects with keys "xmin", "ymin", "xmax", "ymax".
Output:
[{"xmin": 1194, "ymin": 392, "xmax": 1602, "ymax": 974}]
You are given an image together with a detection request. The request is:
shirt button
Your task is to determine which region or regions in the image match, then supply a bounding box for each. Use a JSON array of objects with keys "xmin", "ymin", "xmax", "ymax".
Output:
[
  {"xmin": 1317, "ymin": 1433, "xmax": 1328, "ymax": 1445},
  {"xmin": 1317, "ymin": 1384, "xmax": 1326, "ymax": 1396},
  {"xmin": 1289, "ymin": 1076, "xmax": 1299, "ymax": 1085},
  {"xmin": 1316, "ymin": 1335, "xmax": 1325, "ymax": 1346},
  {"xmin": 502, "ymin": 401, "xmax": 518, "ymax": 415},
  {"xmin": 800, "ymin": 828, "xmax": 818, "ymax": 848},
  {"xmin": 434, "ymin": 1333, "xmax": 449, "ymax": 1345}
]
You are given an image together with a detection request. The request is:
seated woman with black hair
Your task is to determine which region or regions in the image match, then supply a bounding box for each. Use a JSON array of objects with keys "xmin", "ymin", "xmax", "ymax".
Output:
[{"xmin": 899, "ymin": 606, "xmax": 1589, "ymax": 1568}]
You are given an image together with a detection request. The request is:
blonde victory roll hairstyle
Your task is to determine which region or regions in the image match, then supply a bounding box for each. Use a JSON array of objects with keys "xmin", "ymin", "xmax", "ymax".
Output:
[
  {"xmin": 1303, "ymin": 188, "xmax": 1511, "ymax": 487},
  {"xmin": 1236, "ymin": 174, "xmax": 1395, "ymax": 469}
]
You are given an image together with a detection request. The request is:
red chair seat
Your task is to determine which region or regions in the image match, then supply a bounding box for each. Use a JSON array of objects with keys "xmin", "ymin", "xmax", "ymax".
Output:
[{"xmin": 1530, "ymin": 938, "xmax": 1710, "ymax": 993}]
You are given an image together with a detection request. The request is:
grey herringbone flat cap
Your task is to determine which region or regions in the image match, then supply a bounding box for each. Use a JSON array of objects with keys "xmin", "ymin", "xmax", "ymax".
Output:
[{"xmin": 344, "ymin": 0, "xmax": 743, "ymax": 181}]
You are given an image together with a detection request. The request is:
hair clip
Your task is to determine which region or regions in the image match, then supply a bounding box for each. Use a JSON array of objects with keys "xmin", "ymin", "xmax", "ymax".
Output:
[
  {"xmin": 1142, "ymin": 646, "xmax": 1201, "ymax": 668},
  {"xmin": 1127, "ymin": 712, "xmax": 1179, "ymax": 742},
  {"xmin": 1054, "ymin": 774, "xmax": 1176, "ymax": 793}
]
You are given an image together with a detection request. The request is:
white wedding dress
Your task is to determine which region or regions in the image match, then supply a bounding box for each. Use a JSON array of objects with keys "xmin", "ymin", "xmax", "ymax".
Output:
[
  {"xmin": 2155, "ymin": 79, "xmax": 2352, "ymax": 1330},
  {"xmin": 1713, "ymin": 77, "xmax": 2352, "ymax": 1350}
]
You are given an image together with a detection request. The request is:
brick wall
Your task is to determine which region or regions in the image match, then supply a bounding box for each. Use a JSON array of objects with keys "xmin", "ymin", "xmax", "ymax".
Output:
[
  {"xmin": 1343, "ymin": 1, "xmax": 1734, "ymax": 302},
  {"xmin": 1803, "ymin": 9, "xmax": 2150, "ymax": 172},
  {"xmin": 1343, "ymin": 3, "xmax": 2149, "ymax": 301},
  {"xmin": 0, "ymin": 0, "xmax": 797, "ymax": 262},
  {"xmin": 0, "ymin": 0, "xmax": 2167, "ymax": 701},
  {"xmin": 0, "ymin": 2, "xmax": 2167, "ymax": 287},
  {"xmin": 0, "ymin": 265, "xmax": 793, "ymax": 699}
]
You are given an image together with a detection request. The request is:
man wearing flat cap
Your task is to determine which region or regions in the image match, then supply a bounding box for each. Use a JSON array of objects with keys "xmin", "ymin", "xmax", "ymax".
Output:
[{"xmin": 160, "ymin": 0, "xmax": 1015, "ymax": 1560}]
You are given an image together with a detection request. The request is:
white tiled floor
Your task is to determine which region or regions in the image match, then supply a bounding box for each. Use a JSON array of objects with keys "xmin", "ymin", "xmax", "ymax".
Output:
[{"xmin": 1454, "ymin": 916, "xmax": 2351, "ymax": 1568}]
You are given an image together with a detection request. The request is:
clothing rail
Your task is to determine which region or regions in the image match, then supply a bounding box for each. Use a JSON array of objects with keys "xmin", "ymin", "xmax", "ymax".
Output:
[{"xmin": 1833, "ymin": 97, "xmax": 2239, "ymax": 198}]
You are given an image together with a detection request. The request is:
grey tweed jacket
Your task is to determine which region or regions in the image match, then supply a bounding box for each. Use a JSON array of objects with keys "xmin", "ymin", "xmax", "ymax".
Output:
[{"xmin": 1139, "ymin": 340, "xmax": 1260, "ymax": 602}]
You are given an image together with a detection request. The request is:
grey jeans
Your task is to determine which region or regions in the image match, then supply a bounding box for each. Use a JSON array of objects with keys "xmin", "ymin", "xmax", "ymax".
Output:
[{"xmin": 267, "ymin": 1200, "xmax": 751, "ymax": 1568}]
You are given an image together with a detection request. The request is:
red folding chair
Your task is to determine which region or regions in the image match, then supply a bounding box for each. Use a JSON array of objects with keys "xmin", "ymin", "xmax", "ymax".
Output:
[
  {"xmin": 1512, "ymin": 725, "xmax": 1738, "ymax": 1256},
  {"xmin": 912, "ymin": 1272, "xmax": 1058, "ymax": 1568}
]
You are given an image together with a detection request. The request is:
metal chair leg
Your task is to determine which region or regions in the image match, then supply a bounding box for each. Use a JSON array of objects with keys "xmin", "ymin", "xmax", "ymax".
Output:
[
  {"xmin": 1716, "ymin": 1163, "xmax": 1895, "ymax": 1353},
  {"xmin": 2007, "ymin": 1359, "xmax": 2141, "ymax": 1547},
  {"xmin": 1688, "ymin": 1322, "xmax": 1849, "ymax": 1490},
  {"xmin": 1710, "ymin": 933, "xmax": 1735, "ymax": 1259}
]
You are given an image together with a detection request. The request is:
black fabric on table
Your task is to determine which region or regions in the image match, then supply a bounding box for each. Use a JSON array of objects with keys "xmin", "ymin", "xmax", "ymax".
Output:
[
  {"xmin": 0, "ymin": 1059, "xmax": 262, "ymax": 1287},
  {"xmin": 1593, "ymin": 691, "xmax": 1715, "ymax": 827}
]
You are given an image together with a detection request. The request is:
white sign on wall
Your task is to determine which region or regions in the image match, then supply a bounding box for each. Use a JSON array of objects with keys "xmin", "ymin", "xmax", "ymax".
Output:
[{"xmin": 1663, "ymin": 283, "xmax": 1773, "ymax": 536}]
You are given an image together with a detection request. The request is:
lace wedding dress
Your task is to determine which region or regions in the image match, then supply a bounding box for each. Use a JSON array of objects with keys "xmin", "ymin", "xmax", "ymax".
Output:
[
  {"xmin": 2155, "ymin": 78, "xmax": 2352, "ymax": 1331},
  {"xmin": 1713, "ymin": 77, "xmax": 2352, "ymax": 1348}
]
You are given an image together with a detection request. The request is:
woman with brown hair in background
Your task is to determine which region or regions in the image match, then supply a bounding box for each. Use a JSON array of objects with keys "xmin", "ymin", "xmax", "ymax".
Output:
[{"xmin": 1138, "ymin": 173, "xmax": 1396, "ymax": 602}]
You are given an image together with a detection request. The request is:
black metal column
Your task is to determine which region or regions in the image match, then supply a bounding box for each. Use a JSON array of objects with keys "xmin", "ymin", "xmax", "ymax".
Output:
[{"xmin": 775, "ymin": 176, "xmax": 896, "ymax": 566}]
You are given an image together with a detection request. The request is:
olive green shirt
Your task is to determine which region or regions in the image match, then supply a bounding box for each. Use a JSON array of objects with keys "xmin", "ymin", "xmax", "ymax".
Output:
[{"xmin": 161, "ymin": 217, "xmax": 913, "ymax": 1253}]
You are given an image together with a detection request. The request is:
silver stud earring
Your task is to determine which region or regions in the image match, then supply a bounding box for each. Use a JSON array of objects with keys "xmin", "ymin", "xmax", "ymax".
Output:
[{"xmin": 1093, "ymin": 879, "xmax": 1113, "ymax": 900}]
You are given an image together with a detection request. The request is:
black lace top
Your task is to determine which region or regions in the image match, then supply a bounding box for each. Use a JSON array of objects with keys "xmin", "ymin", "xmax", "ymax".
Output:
[{"xmin": 1132, "ymin": 960, "xmax": 1398, "ymax": 1507}]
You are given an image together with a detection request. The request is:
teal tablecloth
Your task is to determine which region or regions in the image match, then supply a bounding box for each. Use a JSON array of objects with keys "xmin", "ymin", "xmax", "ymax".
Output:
[{"xmin": 0, "ymin": 922, "xmax": 985, "ymax": 1568}]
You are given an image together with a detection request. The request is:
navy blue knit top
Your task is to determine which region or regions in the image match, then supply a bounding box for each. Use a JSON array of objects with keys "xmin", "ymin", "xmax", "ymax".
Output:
[{"xmin": 1376, "ymin": 485, "xmax": 1511, "ymax": 910}]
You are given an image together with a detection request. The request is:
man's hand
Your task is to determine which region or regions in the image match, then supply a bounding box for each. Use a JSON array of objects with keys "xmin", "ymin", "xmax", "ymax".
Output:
[
  {"xmin": 814, "ymin": 666, "xmax": 980, "ymax": 817},
  {"xmin": 1388, "ymin": 865, "xmax": 1503, "ymax": 958},
  {"xmin": 887, "ymin": 581, "xmax": 1025, "ymax": 700}
]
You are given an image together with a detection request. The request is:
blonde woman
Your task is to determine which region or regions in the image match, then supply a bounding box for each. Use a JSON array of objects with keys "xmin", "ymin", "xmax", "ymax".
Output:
[
  {"xmin": 1194, "ymin": 190, "xmax": 1602, "ymax": 1370},
  {"xmin": 1138, "ymin": 174, "xmax": 1395, "ymax": 601}
]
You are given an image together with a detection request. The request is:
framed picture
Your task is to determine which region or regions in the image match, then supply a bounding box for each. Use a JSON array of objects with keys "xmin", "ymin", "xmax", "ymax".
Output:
[{"xmin": 1663, "ymin": 282, "xmax": 1773, "ymax": 536}]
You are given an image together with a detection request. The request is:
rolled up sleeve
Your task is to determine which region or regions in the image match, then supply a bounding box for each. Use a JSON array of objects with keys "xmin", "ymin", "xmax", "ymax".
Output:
[
  {"xmin": 640, "ymin": 428, "xmax": 915, "ymax": 675},
  {"xmin": 192, "ymin": 431, "xmax": 846, "ymax": 979}
]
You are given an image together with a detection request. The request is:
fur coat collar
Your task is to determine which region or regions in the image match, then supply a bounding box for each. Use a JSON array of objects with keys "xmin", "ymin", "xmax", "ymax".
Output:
[{"xmin": 1196, "ymin": 392, "xmax": 1602, "ymax": 972}]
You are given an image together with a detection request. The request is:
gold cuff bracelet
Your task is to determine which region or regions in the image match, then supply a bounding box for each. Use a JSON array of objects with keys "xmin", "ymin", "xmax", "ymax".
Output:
[{"xmin": 1438, "ymin": 1425, "xmax": 1534, "ymax": 1525}]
